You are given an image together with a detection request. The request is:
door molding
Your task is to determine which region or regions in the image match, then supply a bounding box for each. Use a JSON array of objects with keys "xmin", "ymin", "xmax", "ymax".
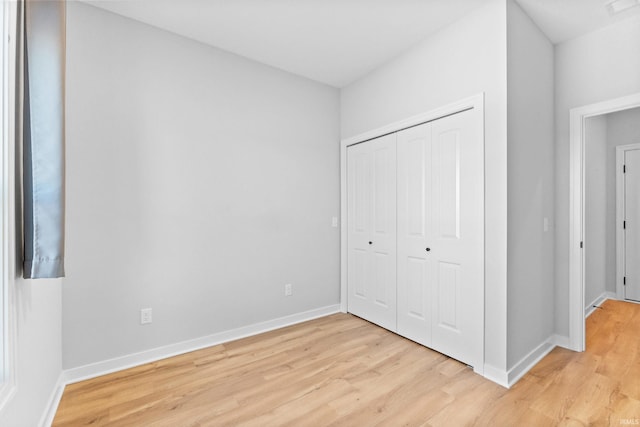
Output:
[
  {"xmin": 617, "ymin": 143, "xmax": 640, "ymax": 301},
  {"xmin": 568, "ymin": 92, "xmax": 640, "ymax": 352},
  {"xmin": 340, "ymin": 93, "xmax": 485, "ymax": 313}
]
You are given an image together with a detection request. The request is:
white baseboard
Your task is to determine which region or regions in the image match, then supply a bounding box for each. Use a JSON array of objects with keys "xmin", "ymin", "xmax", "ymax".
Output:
[
  {"xmin": 550, "ymin": 333, "xmax": 571, "ymax": 349},
  {"xmin": 585, "ymin": 291, "xmax": 617, "ymax": 318},
  {"xmin": 39, "ymin": 372, "xmax": 67, "ymax": 427},
  {"xmin": 482, "ymin": 364, "xmax": 509, "ymax": 388},
  {"xmin": 64, "ymin": 304, "xmax": 340, "ymax": 385},
  {"xmin": 483, "ymin": 335, "xmax": 558, "ymax": 389},
  {"xmin": 506, "ymin": 338, "xmax": 556, "ymax": 387}
]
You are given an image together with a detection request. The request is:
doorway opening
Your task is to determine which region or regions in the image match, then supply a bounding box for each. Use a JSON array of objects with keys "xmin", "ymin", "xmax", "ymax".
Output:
[{"xmin": 569, "ymin": 93, "xmax": 640, "ymax": 352}]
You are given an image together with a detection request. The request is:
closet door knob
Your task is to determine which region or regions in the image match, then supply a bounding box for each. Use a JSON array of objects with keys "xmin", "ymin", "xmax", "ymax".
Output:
[
  {"xmin": 425, "ymin": 247, "xmax": 431, "ymax": 252},
  {"xmin": 369, "ymin": 241, "xmax": 373, "ymax": 245}
]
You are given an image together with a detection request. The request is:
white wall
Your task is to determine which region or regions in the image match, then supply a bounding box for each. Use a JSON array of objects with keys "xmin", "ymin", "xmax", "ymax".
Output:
[
  {"xmin": 341, "ymin": 0, "xmax": 508, "ymax": 372},
  {"xmin": 554, "ymin": 16, "xmax": 640, "ymax": 336},
  {"xmin": 585, "ymin": 115, "xmax": 608, "ymax": 307},
  {"xmin": 506, "ymin": 0, "xmax": 555, "ymax": 368},
  {"xmin": 64, "ymin": 3, "xmax": 340, "ymax": 369},
  {"xmin": 0, "ymin": 279, "xmax": 62, "ymax": 427}
]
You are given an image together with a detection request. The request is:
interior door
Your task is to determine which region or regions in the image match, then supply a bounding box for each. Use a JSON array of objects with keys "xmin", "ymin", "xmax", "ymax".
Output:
[
  {"xmin": 397, "ymin": 122, "xmax": 433, "ymax": 347},
  {"xmin": 429, "ymin": 109, "xmax": 484, "ymax": 369},
  {"xmin": 625, "ymin": 149, "xmax": 640, "ymax": 302},
  {"xmin": 347, "ymin": 134, "xmax": 397, "ymax": 331},
  {"xmin": 397, "ymin": 109, "xmax": 483, "ymax": 368}
]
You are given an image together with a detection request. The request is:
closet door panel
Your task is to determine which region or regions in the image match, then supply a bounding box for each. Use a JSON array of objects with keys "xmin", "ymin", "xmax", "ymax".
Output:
[
  {"xmin": 347, "ymin": 134, "xmax": 397, "ymax": 331},
  {"xmin": 397, "ymin": 123, "xmax": 433, "ymax": 346},
  {"xmin": 347, "ymin": 143, "xmax": 370, "ymax": 309},
  {"xmin": 369, "ymin": 135, "xmax": 397, "ymax": 328},
  {"xmin": 430, "ymin": 109, "xmax": 484, "ymax": 369}
]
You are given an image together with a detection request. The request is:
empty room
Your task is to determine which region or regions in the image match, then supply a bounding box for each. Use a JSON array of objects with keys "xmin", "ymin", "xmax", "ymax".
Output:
[{"xmin": 0, "ymin": 0, "xmax": 639, "ymax": 425}]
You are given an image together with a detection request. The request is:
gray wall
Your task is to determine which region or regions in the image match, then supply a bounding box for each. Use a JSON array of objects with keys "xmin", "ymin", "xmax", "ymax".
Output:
[
  {"xmin": 64, "ymin": 3, "xmax": 340, "ymax": 369},
  {"xmin": 554, "ymin": 15, "xmax": 640, "ymax": 337},
  {"xmin": 341, "ymin": 0, "xmax": 509, "ymax": 372},
  {"xmin": 585, "ymin": 115, "xmax": 608, "ymax": 307},
  {"xmin": 506, "ymin": 0, "xmax": 555, "ymax": 369}
]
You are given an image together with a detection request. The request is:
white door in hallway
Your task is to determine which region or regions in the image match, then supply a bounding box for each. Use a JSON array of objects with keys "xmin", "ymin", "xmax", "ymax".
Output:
[
  {"xmin": 397, "ymin": 109, "xmax": 484, "ymax": 369},
  {"xmin": 347, "ymin": 134, "xmax": 397, "ymax": 331},
  {"xmin": 625, "ymin": 149, "xmax": 640, "ymax": 302}
]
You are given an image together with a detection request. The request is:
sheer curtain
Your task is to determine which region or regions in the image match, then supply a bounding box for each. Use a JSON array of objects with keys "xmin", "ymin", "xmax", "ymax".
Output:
[{"xmin": 21, "ymin": 0, "xmax": 66, "ymax": 278}]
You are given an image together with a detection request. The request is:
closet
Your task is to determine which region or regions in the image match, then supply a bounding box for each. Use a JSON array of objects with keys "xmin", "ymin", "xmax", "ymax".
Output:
[{"xmin": 346, "ymin": 107, "xmax": 484, "ymax": 369}]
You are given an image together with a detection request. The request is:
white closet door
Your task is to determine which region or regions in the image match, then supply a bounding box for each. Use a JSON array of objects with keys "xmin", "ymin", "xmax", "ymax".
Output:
[
  {"xmin": 397, "ymin": 122, "xmax": 433, "ymax": 347},
  {"xmin": 429, "ymin": 109, "xmax": 483, "ymax": 368},
  {"xmin": 625, "ymin": 149, "xmax": 640, "ymax": 302},
  {"xmin": 397, "ymin": 108, "xmax": 483, "ymax": 368},
  {"xmin": 347, "ymin": 134, "xmax": 397, "ymax": 331}
]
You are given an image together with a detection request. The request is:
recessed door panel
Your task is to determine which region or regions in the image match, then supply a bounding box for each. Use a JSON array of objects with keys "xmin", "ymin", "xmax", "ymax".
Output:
[
  {"xmin": 373, "ymin": 147, "xmax": 391, "ymax": 234},
  {"xmin": 435, "ymin": 262, "xmax": 461, "ymax": 332},
  {"xmin": 354, "ymin": 153, "xmax": 368, "ymax": 232},
  {"xmin": 352, "ymin": 248, "xmax": 367, "ymax": 299},
  {"xmin": 433, "ymin": 130, "xmax": 461, "ymax": 240},
  {"xmin": 407, "ymin": 256, "xmax": 428, "ymax": 319},
  {"xmin": 374, "ymin": 251, "xmax": 390, "ymax": 306},
  {"xmin": 407, "ymin": 138, "xmax": 426, "ymax": 236}
]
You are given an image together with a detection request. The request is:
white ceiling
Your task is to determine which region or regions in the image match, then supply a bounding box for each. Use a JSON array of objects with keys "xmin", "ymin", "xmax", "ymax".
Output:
[
  {"xmin": 79, "ymin": 0, "xmax": 640, "ymax": 88},
  {"xmin": 517, "ymin": 0, "xmax": 640, "ymax": 44}
]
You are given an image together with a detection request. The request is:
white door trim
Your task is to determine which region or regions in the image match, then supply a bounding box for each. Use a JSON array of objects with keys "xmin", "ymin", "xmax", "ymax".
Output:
[
  {"xmin": 340, "ymin": 93, "xmax": 485, "ymax": 313},
  {"xmin": 569, "ymin": 92, "xmax": 640, "ymax": 351},
  {"xmin": 617, "ymin": 143, "xmax": 640, "ymax": 301}
]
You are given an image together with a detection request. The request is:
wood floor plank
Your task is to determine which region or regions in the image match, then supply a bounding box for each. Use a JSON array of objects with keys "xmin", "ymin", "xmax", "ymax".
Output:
[
  {"xmin": 54, "ymin": 300, "xmax": 640, "ymax": 426},
  {"xmin": 562, "ymin": 372, "xmax": 619, "ymax": 425}
]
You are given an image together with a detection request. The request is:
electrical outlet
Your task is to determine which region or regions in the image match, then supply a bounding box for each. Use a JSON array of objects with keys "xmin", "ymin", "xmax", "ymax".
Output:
[
  {"xmin": 140, "ymin": 308, "xmax": 152, "ymax": 325},
  {"xmin": 284, "ymin": 283, "xmax": 292, "ymax": 296}
]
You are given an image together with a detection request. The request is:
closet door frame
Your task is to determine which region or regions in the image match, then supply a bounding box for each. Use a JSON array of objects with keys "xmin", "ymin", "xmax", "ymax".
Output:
[{"xmin": 340, "ymin": 93, "xmax": 485, "ymax": 372}]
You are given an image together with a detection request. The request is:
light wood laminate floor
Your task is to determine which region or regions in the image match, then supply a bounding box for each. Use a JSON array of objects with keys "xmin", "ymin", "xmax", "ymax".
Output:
[{"xmin": 54, "ymin": 299, "xmax": 640, "ymax": 426}]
